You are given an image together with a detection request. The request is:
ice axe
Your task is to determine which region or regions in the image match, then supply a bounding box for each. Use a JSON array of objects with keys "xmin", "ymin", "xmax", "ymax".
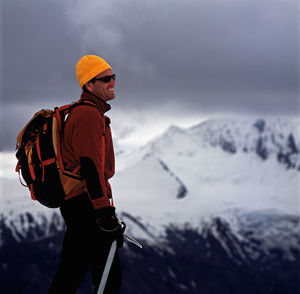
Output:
[{"xmin": 97, "ymin": 220, "xmax": 142, "ymax": 294}]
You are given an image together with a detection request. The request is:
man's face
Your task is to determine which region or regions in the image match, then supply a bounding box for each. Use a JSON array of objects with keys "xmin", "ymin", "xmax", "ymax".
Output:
[{"xmin": 86, "ymin": 69, "xmax": 116, "ymax": 101}]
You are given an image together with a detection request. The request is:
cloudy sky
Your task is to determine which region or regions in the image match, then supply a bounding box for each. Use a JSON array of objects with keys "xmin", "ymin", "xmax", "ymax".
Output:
[{"xmin": 1, "ymin": 0, "xmax": 299, "ymax": 151}]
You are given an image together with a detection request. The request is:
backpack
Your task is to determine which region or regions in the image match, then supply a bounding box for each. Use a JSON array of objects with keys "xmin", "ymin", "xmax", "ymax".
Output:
[{"xmin": 15, "ymin": 100, "xmax": 97, "ymax": 208}]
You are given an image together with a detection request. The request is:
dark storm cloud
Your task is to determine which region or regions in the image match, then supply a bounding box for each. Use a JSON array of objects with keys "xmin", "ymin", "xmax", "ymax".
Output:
[
  {"xmin": 1, "ymin": 0, "xmax": 299, "ymax": 150},
  {"xmin": 2, "ymin": 0, "xmax": 81, "ymax": 103},
  {"xmin": 3, "ymin": 0, "xmax": 297, "ymax": 106},
  {"xmin": 62, "ymin": 0, "xmax": 298, "ymax": 113}
]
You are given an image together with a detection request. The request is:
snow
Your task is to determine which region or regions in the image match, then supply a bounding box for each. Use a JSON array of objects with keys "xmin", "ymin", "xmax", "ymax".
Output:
[
  {"xmin": 113, "ymin": 148, "xmax": 299, "ymax": 236},
  {"xmin": 0, "ymin": 118, "xmax": 299, "ymax": 246},
  {"xmin": 111, "ymin": 118, "xmax": 300, "ymax": 241}
]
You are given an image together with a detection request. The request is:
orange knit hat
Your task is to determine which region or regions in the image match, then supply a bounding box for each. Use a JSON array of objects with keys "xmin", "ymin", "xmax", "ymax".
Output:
[{"xmin": 76, "ymin": 55, "xmax": 112, "ymax": 88}]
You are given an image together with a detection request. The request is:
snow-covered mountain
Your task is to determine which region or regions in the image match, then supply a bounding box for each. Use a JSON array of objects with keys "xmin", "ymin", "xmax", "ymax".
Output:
[
  {"xmin": 113, "ymin": 117, "xmax": 299, "ymax": 228},
  {"xmin": 0, "ymin": 118, "xmax": 299, "ymax": 293}
]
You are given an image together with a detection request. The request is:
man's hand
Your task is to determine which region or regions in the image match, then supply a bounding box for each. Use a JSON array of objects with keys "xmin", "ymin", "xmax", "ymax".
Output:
[{"xmin": 95, "ymin": 207, "xmax": 124, "ymax": 248}]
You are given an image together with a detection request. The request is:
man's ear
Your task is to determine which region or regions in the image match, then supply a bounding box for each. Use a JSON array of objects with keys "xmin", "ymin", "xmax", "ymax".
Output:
[{"xmin": 85, "ymin": 81, "xmax": 93, "ymax": 92}]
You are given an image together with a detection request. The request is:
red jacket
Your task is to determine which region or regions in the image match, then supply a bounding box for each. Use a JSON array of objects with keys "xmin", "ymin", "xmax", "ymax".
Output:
[{"xmin": 61, "ymin": 92, "xmax": 115, "ymax": 210}]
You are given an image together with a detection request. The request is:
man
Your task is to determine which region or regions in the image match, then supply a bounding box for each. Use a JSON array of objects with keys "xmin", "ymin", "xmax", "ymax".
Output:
[{"xmin": 48, "ymin": 55, "xmax": 123, "ymax": 294}]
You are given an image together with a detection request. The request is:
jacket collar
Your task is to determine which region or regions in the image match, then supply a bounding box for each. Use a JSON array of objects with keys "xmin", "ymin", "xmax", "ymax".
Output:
[{"xmin": 79, "ymin": 91, "xmax": 111, "ymax": 114}]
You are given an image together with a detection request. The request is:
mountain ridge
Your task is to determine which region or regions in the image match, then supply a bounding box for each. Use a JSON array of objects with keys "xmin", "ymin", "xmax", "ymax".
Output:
[{"xmin": 0, "ymin": 117, "xmax": 299, "ymax": 293}]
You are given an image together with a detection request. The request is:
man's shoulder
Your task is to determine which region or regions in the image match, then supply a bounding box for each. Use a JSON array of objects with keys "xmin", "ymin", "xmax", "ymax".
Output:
[
  {"xmin": 66, "ymin": 104, "xmax": 104, "ymax": 128},
  {"xmin": 72, "ymin": 103, "xmax": 103, "ymax": 118}
]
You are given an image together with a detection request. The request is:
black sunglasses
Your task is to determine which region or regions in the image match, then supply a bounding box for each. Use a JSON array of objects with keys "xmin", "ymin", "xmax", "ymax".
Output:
[{"xmin": 91, "ymin": 74, "xmax": 116, "ymax": 83}]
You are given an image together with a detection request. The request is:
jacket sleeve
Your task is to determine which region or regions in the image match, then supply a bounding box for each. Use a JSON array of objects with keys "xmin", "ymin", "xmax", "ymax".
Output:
[{"xmin": 67, "ymin": 105, "xmax": 111, "ymax": 210}]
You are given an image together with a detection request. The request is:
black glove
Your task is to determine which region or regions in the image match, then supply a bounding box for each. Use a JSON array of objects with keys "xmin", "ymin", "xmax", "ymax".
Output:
[{"xmin": 95, "ymin": 207, "xmax": 124, "ymax": 248}]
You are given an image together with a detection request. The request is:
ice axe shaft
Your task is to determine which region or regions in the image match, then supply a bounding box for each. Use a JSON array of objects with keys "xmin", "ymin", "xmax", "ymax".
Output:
[{"xmin": 97, "ymin": 240, "xmax": 117, "ymax": 294}]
